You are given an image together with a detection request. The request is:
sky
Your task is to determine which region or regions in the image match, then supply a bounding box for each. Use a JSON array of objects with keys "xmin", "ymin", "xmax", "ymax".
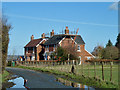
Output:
[{"xmin": 2, "ymin": 2, "xmax": 118, "ymax": 55}]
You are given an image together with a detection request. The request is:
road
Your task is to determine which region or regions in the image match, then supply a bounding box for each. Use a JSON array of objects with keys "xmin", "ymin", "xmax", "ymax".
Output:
[{"xmin": 6, "ymin": 67, "xmax": 72, "ymax": 88}]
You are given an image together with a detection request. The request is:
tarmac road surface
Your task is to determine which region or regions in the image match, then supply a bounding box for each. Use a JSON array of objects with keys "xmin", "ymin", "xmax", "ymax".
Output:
[{"xmin": 6, "ymin": 67, "xmax": 72, "ymax": 88}]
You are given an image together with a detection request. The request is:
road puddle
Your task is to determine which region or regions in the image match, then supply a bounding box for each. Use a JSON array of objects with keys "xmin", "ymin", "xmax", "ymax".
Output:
[
  {"xmin": 56, "ymin": 77, "xmax": 95, "ymax": 90},
  {"xmin": 8, "ymin": 75, "xmax": 26, "ymax": 89}
]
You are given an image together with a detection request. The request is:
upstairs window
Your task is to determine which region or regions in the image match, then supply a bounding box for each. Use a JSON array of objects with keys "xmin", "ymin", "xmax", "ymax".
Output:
[
  {"xmin": 87, "ymin": 57, "xmax": 91, "ymax": 60},
  {"xmin": 78, "ymin": 45, "xmax": 80, "ymax": 51}
]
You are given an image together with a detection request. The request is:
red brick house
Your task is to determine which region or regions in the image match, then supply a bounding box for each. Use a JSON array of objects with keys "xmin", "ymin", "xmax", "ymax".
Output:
[
  {"xmin": 44, "ymin": 26, "xmax": 95, "ymax": 64},
  {"xmin": 24, "ymin": 33, "xmax": 47, "ymax": 61}
]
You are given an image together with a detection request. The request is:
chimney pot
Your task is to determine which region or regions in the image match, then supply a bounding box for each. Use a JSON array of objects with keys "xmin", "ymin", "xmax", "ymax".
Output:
[
  {"xmin": 31, "ymin": 35, "xmax": 34, "ymax": 41},
  {"xmin": 50, "ymin": 29, "xmax": 54, "ymax": 37},
  {"xmin": 41, "ymin": 33, "xmax": 45, "ymax": 39},
  {"xmin": 66, "ymin": 26, "xmax": 68, "ymax": 29},
  {"xmin": 65, "ymin": 26, "xmax": 69, "ymax": 34}
]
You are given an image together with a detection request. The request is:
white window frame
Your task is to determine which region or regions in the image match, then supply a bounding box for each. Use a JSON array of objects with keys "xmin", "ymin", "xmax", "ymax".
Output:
[
  {"xmin": 79, "ymin": 56, "xmax": 81, "ymax": 65},
  {"xmin": 32, "ymin": 56, "xmax": 35, "ymax": 61},
  {"xmin": 87, "ymin": 57, "xmax": 91, "ymax": 60},
  {"xmin": 77, "ymin": 45, "xmax": 80, "ymax": 52}
]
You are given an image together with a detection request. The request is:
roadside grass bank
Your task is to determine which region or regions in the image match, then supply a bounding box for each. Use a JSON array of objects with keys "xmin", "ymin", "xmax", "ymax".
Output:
[
  {"xmin": 1, "ymin": 70, "xmax": 15, "ymax": 88},
  {"xmin": 46, "ymin": 64, "xmax": 118, "ymax": 85},
  {"xmin": 15, "ymin": 65, "xmax": 118, "ymax": 88},
  {"xmin": 2, "ymin": 70, "xmax": 10, "ymax": 82}
]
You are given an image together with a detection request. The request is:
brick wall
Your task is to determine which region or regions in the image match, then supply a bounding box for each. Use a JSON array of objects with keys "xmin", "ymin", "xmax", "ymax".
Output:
[{"xmin": 60, "ymin": 38, "xmax": 93, "ymax": 64}]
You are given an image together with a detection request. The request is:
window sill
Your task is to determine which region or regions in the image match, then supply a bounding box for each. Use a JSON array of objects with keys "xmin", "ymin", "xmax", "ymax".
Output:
[{"xmin": 77, "ymin": 50, "xmax": 81, "ymax": 52}]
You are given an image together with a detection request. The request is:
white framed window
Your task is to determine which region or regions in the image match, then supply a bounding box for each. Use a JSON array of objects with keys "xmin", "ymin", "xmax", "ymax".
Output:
[
  {"xmin": 77, "ymin": 45, "xmax": 80, "ymax": 51},
  {"xmin": 32, "ymin": 56, "xmax": 35, "ymax": 61},
  {"xmin": 79, "ymin": 56, "xmax": 81, "ymax": 65},
  {"xmin": 87, "ymin": 57, "xmax": 91, "ymax": 60}
]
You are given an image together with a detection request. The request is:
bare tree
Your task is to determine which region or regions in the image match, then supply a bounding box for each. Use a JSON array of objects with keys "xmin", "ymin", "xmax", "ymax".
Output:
[
  {"xmin": 91, "ymin": 45, "xmax": 104, "ymax": 59},
  {"xmin": 64, "ymin": 45, "xmax": 78, "ymax": 60},
  {"xmin": 2, "ymin": 16, "xmax": 12, "ymax": 72}
]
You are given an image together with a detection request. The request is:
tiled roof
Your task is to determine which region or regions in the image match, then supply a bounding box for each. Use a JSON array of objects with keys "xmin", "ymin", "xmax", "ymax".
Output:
[
  {"xmin": 44, "ymin": 34, "xmax": 85, "ymax": 45},
  {"xmin": 24, "ymin": 39, "xmax": 43, "ymax": 48}
]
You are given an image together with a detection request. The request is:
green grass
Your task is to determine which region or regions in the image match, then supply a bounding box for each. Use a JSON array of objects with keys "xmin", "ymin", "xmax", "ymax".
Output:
[
  {"xmin": 1, "ymin": 70, "xmax": 10, "ymax": 82},
  {"xmin": 16, "ymin": 65, "xmax": 118, "ymax": 88},
  {"xmin": 75, "ymin": 64, "xmax": 118, "ymax": 85},
  {"xmin": 37, "ymin": 64, "xmax": 118, "ymax": 85}
]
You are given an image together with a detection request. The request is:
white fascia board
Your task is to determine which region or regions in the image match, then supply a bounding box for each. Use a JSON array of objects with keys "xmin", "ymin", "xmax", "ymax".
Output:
[
  {"xmin": 71, "ymin": 37, "xmax": 77, "ymax": 45},
  {"xmin": 58, "ymin": 37, "xmax": 65, "ymax": 45},
  {"xmin": 36, "ymin": 39, "xmax": 47, "ymax": 47},
  {"xmin": 85, "ymin": 50, "xmax": 95, "ymax": 58}
]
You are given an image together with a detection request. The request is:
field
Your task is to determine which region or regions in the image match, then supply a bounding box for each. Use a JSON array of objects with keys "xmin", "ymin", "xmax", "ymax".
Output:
[{"xmin": 44, "ymin": 64, "xmax": 118, "ymax": 85}]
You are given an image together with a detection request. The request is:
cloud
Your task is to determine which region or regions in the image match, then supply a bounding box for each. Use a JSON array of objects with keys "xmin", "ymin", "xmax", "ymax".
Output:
[
  {"xmin": 6, "ymin": 13, "xmax": 118, "ymax": 27},
  {"xmin": 109, "ymin": 2, "xmax": 118, "ymax": 10}
]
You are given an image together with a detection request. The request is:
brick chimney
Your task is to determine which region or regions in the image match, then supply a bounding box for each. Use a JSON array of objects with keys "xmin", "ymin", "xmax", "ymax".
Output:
[
  {"xmin": 65, "ymin": 26, "xmax": 69, "ymax": 34},
  {"xmin": 41, "ymin": 33, "xmax": 45, "ymax": 39},
  {"xmin": 50, "ymin": 30, "xmax": 54, "ymax": 37},
  {"xmin": 31, "ymin": 35, "xmax": 34, "ymax": 41}
]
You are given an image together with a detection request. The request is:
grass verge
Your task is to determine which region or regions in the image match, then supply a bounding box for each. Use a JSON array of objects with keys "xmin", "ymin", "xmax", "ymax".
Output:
[
  {"xmin": 16, "ymin": 65, "xmax": 118, "ymax": 88},
  {"xmin": 2, "ymin": 70, "xmax": 10, "ymax": 82}
]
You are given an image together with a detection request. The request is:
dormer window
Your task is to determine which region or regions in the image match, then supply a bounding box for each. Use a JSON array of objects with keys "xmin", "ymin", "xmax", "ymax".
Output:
[{"xmin": 77, "ymin": 45, "xmax": 80, "ymax": 51}]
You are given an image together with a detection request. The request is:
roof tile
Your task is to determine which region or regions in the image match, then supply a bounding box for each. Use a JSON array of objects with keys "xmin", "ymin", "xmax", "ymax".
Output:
[{"xmin": 24, "ymin": 39, "xmax": 43, "ymax": 48}]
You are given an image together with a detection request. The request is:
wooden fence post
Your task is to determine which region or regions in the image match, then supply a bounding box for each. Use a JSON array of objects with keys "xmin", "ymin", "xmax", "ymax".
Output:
[
  {"xmin": 71, "ymin": 65, "xmax": 75, "ymax": 74},
  {"xmin": 94, "ymin": 62, "xmax": 96, "ymax": 78},
  {"xmin": 110, "ymin": 61, "xmax": 112, "ymax": 82},
  {"xmin": 102, "ymin": 61, "xmax": 104, "ymax": 81}
]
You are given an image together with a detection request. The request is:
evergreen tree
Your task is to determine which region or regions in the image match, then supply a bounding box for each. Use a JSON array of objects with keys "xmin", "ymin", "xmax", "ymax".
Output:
[
  {"xmin": 115, "ymin": 33, "xmax": 120, "ymax": 49},
  {"xmin": 102, "ymin": 46, "xmax": 119, "ymax": 60},
  {"xmin": 106, "ymin": 39, "xmax": 113, "ymax": 47},
  {"xmin": 115, "ymin": 33, "xmax": 120, "ymax": 59}
]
